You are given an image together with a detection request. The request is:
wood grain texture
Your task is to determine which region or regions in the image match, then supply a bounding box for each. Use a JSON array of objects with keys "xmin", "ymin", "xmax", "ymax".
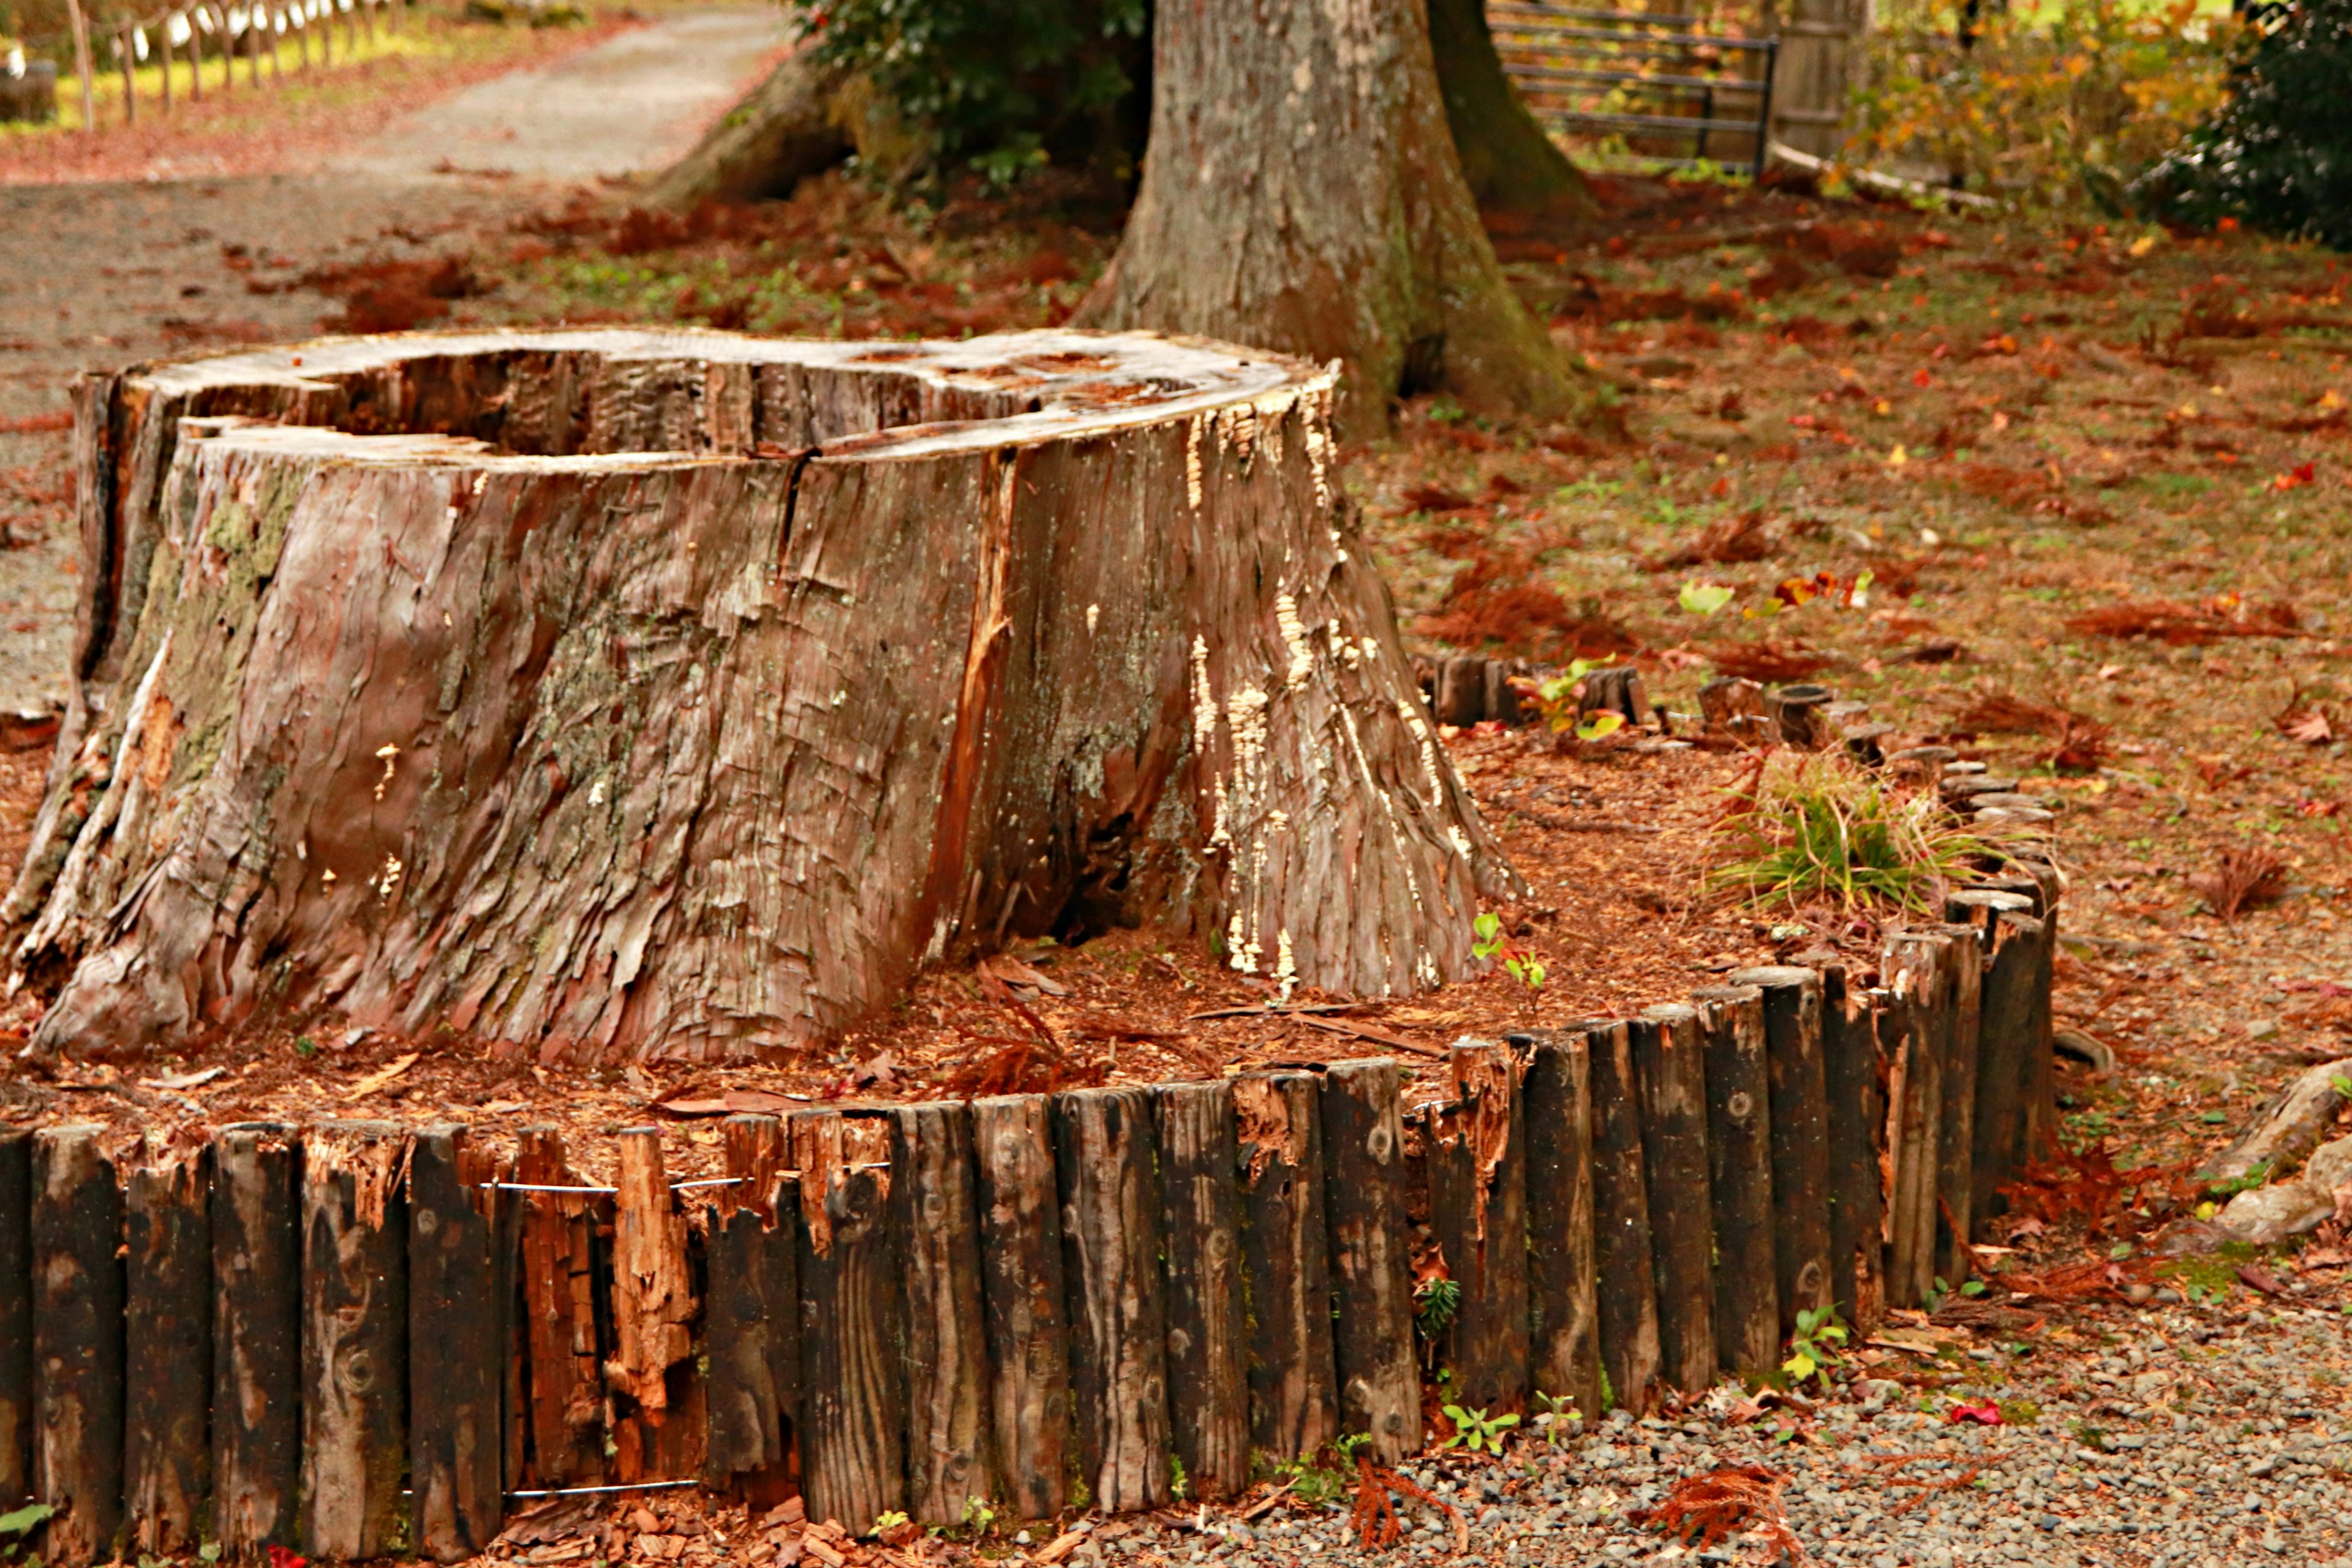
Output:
[
  {"xmin": 1878, "ymin": 941, "xmax": 1943, "ymax": 1313},
  {"xmin": 1969, "ymin": 910, "xmax": 2045, "ymax": 1232},
  {"xmin": 1728, "ymin": 967, "xmax": 1833, "ymax": 1338},
  {"xmin": 124, "ymin": 1143, "xmax": 212, "ymax": 1556},
  {"xmin": 1931, "ymin": 925, "xmax": 1985, "ymax": 1286},
  {"xmin": 513, "ymin": 1127, "xmax": 605, "ymax": 1483},
  {"xmin": 300, "ymin": 1121, "xmax": 409, "ymax": 1561},
  {"xmin": 1692, "ymin": 987, "xmax": 1777, "ymax": 1378},
  {"xmin": 21, "ymin": 331, "xmax": 1512, "ymax": 1065},
  {"xmin": 1427, "ymin": 1039, "xmax": 1529, "ymax": 1415},
  {"xmin": 1055, "ymin": 1086, "xmax": 1173, "ymax": 1514},
  {"xmin": 1522, "ymin": 1029, "xmax": 1601, "ymax": 1423},
  {"xmin": 1319, "ymin": 1059, "xmax": 1422, "ymax": 1461},
  {"xmin": 408, "ymin": 1125, "xmax": 505, "ymax": 1562},
  {"xmin": 0, "ymin": 1129, "xmax": 32, "ymax": 1509},
  {"xmin": 211, "ymin": 1124, "xmax": 302, "ymax": 1553},
  {"xmin": 1232, "ymin": 1072, "xmax": 1339, "ymax": 1465},
  {"xmin": 1632, "ymin": 1007, "xmax": 1715, "ymax": 1393},
  {"xmin": 31, "ymin": 1127, "xmax": 124, "ymax": 1567},
  {"xmin": 704, "ymin": 1115, "xmax": 792, "ymax": 1484},
  {"xmin": 891, "ymin": 1102, "xmax": 993, "ymax": 1525},
  {"xmin": 610, "ymin": 1127, "xmax": 696, "ymax": 1423},
  {"xmin": 1583, "ymin": 1020, "xmax": 1661, "ymax": 1417},
  {"xmin": 1149, "ymin": 1082, "xmax": 1248, "ymax": 1500},
  {"xmin": 970, "ymin": 1095, "xmax": 1072, "ymax": 1520},
  {"xmin": 1817, "ymin": 967, "xmax": 1887, "ymax": 1335},
  {"xmin": 793, "ymin": 1111, "xmax": 905, "ymax": 1531}
]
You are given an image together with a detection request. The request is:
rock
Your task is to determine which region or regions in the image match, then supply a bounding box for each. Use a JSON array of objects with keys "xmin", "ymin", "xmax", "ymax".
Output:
[
  {"xmin": 2302, "ymin": 1133, "xmax": 2352, "ymax": 1198},
  {"xmin": 2053, "ymin": 1028, "xmax": 2117, "ymax": 1075},
  {"xmin": 2216, "ymin": 1181, "xmax": 2335, "ymax": 1245},
  {"xmin": 2201, "ymin": 1058, "xmax": 2352, "ymax": 1183}
]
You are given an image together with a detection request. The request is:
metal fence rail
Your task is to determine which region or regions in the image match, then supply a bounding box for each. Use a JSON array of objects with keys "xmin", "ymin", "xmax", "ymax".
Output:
[{"xmin": 1491, "ymin": 2, "xmax": 1779, "ymax": 179}]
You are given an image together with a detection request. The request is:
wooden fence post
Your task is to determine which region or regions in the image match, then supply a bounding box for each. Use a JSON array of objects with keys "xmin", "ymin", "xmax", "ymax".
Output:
[
  {"xmin": 1931, "ymin": 925, "xmax": 1986, "ymax": 1284},
  {"xmin": 187, "ymin": 11, "xmax": 203, "ymax": 101},
  {"xmin": 1234, "ymin": 1072, "xmax": 1339, "ymax": 1465},
  {"xmin": 1428, "ymin": 1039, "xmax": 1531, "ymax": 1416},
  {"xmin": 1728, "ymin": 967, "xmax": 1834, "ymax": 1338},
  {"xmin": 31, "ymin": 1127, "xmax": 123, "ymax": 1567},
  {"xmin": 610, "ymin": 1128, "xmax": 701, "ymax": 1482},
  {"xmin": 703, "ymin": 1116, "xmax": 795, "ymax": 1490},
  {"xmin": 791, "ymin": 1111, "xmax": 905, "ymax": 1531},
  {"xmin": 1054, "ymin": 1086, "xmax": 1172, "ymax": 1515},
  {"xmin": 1819, "ymin": 965, "xmax": 1887, "ymax": 1335},
  {"xmin": 1150, "ymin": 1083, "xmax": 1248, "ymax": 1501},
  {"xmin": 212, "ymin": 1125, "xmax": 301, "ymax": 1553},
  {"xmin": 117, "ymin": 25, "xmax": 134, "ymax": 123},
  {"xmin": 63, "ymin": 0, "xmax": 96, "ymax": 131},
  {"xmin": 300, "ymin": 1122, "xmax": 407, "ymax": 1561},
  {"xmin": 1632, "ymin": 1006, "xmax": 1716, "ymax": 1393},
  {"xmin": 891, "ymin": 1102, "xmax": 993, "ymax": 1525},
  {"xmin": 1521, "ymin": 1029, "xmax": 1602, "ymax": 1425},
  {"xmin": 1692, "ymin": 986, "xmax": 1778, "ymax": 1378},
  {"xmin": 408, "ymin": 1126, "xmax": 505, "ymax": 1562},
  {"xmin": 970, "ymin": 1095, "xmax": 1071, "ymax": 1520},
  {"xmin": 1880, "ymin": 937, "xmax": 1944, "ymax": 1310},
  {"xmin": 1962, "ymin": 903, "xmax": 2045, "ymax": 1229},
  {"xmin": 1582, "ymin": 1019, "xmax": 1660, "ymax": 1417},
  {"xmin": 159, "ymin": 18, "xmax": 173, "ymax": 110},
  {"xmin": 124, "ymin": 1142, "xmax": 211, "ymax": 1556},
  {"xmin": 1318, "ymin": 1060, "xmax": 1421, "ymax": 1463},
  {"xmin": 513, "ymin": 1128, "xmax": 605, "ymax": 1484},
  {"xmin": 0, "ymin": 1128, "xmax": 29, "ymax": 1509}
]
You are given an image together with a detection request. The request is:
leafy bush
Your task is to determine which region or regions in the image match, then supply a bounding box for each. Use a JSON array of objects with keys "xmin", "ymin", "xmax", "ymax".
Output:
[
  {"xmin": 2133, "ymin": 0, "xmax": 2352, "ymax": 247},
  {"xmin": 790, "ymin": 0, "xmax": 1148, "ymax": 184},
  {"xmin": 1850, "ymin": 0, "xmax": 2234, "ymax": 212}
]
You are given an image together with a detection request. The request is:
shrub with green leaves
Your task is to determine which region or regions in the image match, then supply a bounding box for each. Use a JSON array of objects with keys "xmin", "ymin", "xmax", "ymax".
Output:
[
  {"xmin": 2133, "ymin": 0, "xmax": 2352, "ymax": 247},
  {"xmin": 791, "ymin": 0, "xmax": 1148, "ymax": 183}
]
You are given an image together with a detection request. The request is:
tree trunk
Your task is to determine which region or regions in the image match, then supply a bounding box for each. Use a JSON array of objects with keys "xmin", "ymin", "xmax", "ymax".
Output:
[
  {"xmin": 1427, "ymin": 0, "xmax": 1595, "ymax": 224},
  {"xmin": 12, "ymin": 328, "xmax": 1513, "ymax": 1065},
  {"xmin": 644, "ymin": 48, "xmax": 853, "ymax": 211},
  {"xmin": 1078, "ymin": 0, "xmax": 1571, "ymax": 434}
]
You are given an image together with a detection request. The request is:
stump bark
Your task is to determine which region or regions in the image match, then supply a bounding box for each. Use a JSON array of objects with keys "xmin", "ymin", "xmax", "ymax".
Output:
[{"xmin": 13, "ymin": 328, "xmax": 1513, "ymax": 1065}]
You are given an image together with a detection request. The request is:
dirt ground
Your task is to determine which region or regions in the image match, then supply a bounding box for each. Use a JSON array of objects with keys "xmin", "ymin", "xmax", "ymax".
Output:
[{"xmin": 1, "ymin": 92, "xmax": 2349, "ymax": 1567}]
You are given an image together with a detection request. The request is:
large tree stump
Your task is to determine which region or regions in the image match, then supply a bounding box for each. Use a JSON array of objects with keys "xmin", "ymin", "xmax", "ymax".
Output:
[{"xmin": 12, "ymin": 328, "xmax": 1513, "ymax": 1064}]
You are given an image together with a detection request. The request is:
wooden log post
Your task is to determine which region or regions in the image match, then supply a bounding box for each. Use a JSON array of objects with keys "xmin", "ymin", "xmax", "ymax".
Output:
[
  {"xmin": 703, "ymin": 1115, "xmax": 794, "ymax": 1488},
  {"xmin": 1054, "ymin": 1087, "xmax": 1172, "ymax": 1515},
  {"xmin": 1691, "ymin": 987, "xmax": 1777, "ymax": 1379},
  {"xmin": 1966, "ymin": 907, "xmax": 2045, "ymax": 1230},
  {"xmin": 300, "ymin": 1121, "xmax": 408, "ymax": 1561},
  {"xmin": 187, "ymin": 10, "xmax": 202, "ymax": 102},
  {"xmin": 1427, "ymin": 1039, "xmax": 1531, "ymax": 1416},
  {"xmin": 0, "ymin": 1129, "xmax": 29, "ymax": 1509},
  {"xmin": 793, "ymin": 1112, "xmax": 905, "ymax": 1531},
  {"xmin": 31, "ymin": 1128, "xmax": 124, "ymax": 1567},
  {"xmin": 1931, "ymin": 925, "xmax": 1986, "ymax": 1286},
  {"xmin": 159, "ymin": 18, "xmax": 173, "ymax": 110},
  {"xmin": 118, "ymin": 25, "xmax": 133, "ymax": 124},
  {"xmin": 1989, "ymin": 863, "xmax": 2064, "ymax": 1164},
  {"xmin": 408, "ymin": 1126, "xmax": 505, "ymax": 1562},
  {"xmin": 211, "ymin": 1125, "xmax": 301, "ymax": 1553},
  {"xmin": 1879, "ymin": 937, "xmax": 1944, "ymax": 1310},
  {"xmin": 1521, "ymin": 1030, "xmax": 1602, "ymax": 1425},
  {"xmin": 1150, "ymin": 1083, "xmax": 1248, "ymax": 1500},
  {"xmin": 1727, "ymin": 968, "xmax": 1833, "ymax": 1339},
  {"xmin": 1630, "ymin": 1008, "xmax": 1715, "ymax": 1393},
  {"xmin": 1233, "ymin": 1072, "xmax": 1339, "ymax": 1464},
  {"xmin": 124, "ymin": 1141, "xmax": 212, "ymax": 1556},
  {"xmin": 514, "ymin": 1128, "xmax": 605, "ymax": 1483},
  {"xmin": 890, "ymin": 1103, "xmax": 993, "ymax": 1525},
  {"xmin": 1817, "ymin": 966, "xmax": 1887, "ymax": 1335},
  {"xmin": 1582, "ymin": 1020, "xmax": 1661, "ymax": 1416},
  {"xmin": 611, "ymin": 1128, "xmax": 702, "ymax": 1483},
  {"xmin": 969, "ymin": 1096, "xmax": 1071, "ymax": 1521},
  {"xmin": 1317, "ymin": 1060, "xmax": 1422, "ymax": 1462}
]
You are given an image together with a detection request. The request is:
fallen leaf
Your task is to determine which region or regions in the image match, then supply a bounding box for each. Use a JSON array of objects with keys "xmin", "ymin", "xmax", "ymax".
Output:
[
  {"xmin": 139, "ymin": 1066, "xmax": 225, "ymax": 1091},
  {"xmin": 1947, "ymin": 1396, "xmax": 2003, "ymax": 1425},
  {"xmin": 343, "ymin": 1052, "xmax": 418, "ymax": 1101},
  {"xmin": 2285, "ymin": 709, "xmax": 2334, "ymax": 745},
  {"xmin": 2234, "ymin": 1264, "xmax": 2287, "ymax": 1296}
]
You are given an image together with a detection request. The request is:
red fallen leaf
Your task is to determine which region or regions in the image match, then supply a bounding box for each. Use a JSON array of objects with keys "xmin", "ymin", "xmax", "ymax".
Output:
[
  {"xmin": 1947, "ymin": 1398, "xmax": 2003, "ymax": 1425},
  {"xmin": 2270, "ymin": 461, "xmax": 2317, "ymax": 492},
  {"xmin": 2236, "ymin": 1264, "xmax": 2288, "ymax": 1296},
  {"xmin": 1912, "ymin": 368, "xmax": 1933, "ymax": 387},
  {"xmin": 267, "ymin": 1548, "xmax": 308, "ymax": 1568},
  {"xmin": 2285, "ymin": 709, "xmax": 2334, "ymax": 745}
]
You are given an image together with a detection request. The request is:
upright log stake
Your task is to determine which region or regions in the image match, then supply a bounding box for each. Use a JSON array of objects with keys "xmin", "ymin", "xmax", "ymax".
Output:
[
  {"xmin": 793, "ymin": 1112, "xmax": 905, "ymax": 1530},
  {"xmin": 611, "ymin": 1128, "xmax": 702, "ymax": 1482},
  {"xmin": 1150, "ymin": 1083, "xmax": 1249, "ymax": 1500},
  {"xmin": 1692, "ymin": 987, "xmax": 1778, "ymax": 1378},
  {"xmin": 1631, "ymin": 1007, "xmax": 1716, "ymax": 1392},
  {"xmin": 970, "ymin": 1096, "xmax": 1071, "ymax": 1520},
  {"xmin": 1931, "ymin": 925, "xmax": 1986, "ymax": 1285},
  {"xmin": 124, "ymin": 1142, "xmax": 211, "ymax": 1556},
  {"xmin": 1054, "ymin": 1087, "xmax": 1172, "ymax": 1515},
  {"xmin": 31, "ymin": 1127, "xmax": 124, "ymax": 1567},
  {"xmin": 514, "ymin": 1128, "xmax": 605, "ymax": 1483},
  {"xmin": 1427, "ymin": 1039, "xmax": 1530, "ymax": 1414},
  {"xmin": 703, "ymin": 1115, "xmax": 796, "ymax": 1488},
  {"xmin": 212, "ymin": 1125, "xmax": 301, "ymax": 1553},
  {"xmin": 1966, "ymin": 906, "xmax": 2045, "ymax": 1228},
  {"xmin": 1583, "ymin": 1019, "xmax": 1661, "ymax": 1416},
  {"xmin": 1234, "ymin": 1072, "xmax": 1340, "ymax": 1464},
  {"xmin": 1818, "ymin": 966, "xmax": 1887, "ymax": 1334},
  {"xmin": 1728, "ymin": 968, "xmax": 1834, "ymax": 1338},
  {"xmin": 300, "ymin": 1121, "xmax": 407, "ymax": 1561},
  {"xmin": 1521, "ymin": 1030, "xmax": 1602, "ymax": 1423},
  {"xmin": 409, "ymin": 1126, "xmax": 505, "ymax": 1561},
  {"xmin": 891, "ymin": 1103, "xmax": 993, "ymax": 1525},
  {"xmin": 0, "ymin": 1129, "xmax": 29, "ymax": 1508},
  {"xmin": 1319, "ymin": 1060, "xmax": 1422, "ymax": 1461},
  {"xmin": 1880, "ymin": 935, "xmax": 1944, "ymax": 1310}
]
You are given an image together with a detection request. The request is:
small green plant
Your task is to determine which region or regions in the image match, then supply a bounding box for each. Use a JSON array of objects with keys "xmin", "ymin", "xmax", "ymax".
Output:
[
  {"xmin": 1439, "ymin": 1404, "xmax": 1520, "ymax": 1455},
  {"xmin": 959, "ymin": 1496, "xmax": 997, "ymax": 1536},
  {"xmin": 1711, "ymin": 753, "xmax": 1997, "ymax": 916},
  {"xmin": 1530, "ymin": 1390, "xmax": 1581, "ymax": 1449},
  {"xmin": 870, "ymin": 1511, "xmax": 910, "ymax": 1537},
  {"xmin": 2332, "ymin": 1074, "xmax": 2352, "ymax": 1100},
  {"xmin": 1782, "ymin": 1304, "xmax": 1848, "ymax": 1386},
  {"xmin": 0, "ymin": 1507, "xmax": 51, "ymax": 1565},
  {"xmin": 1276, "ymin": 1440, "xmax": 1370, "ymax": 1507},
  {"xmin": 1415, "ymin": 1275, "xmax": 1463, "ymax": 1345},
  {"xmin": 1169, "ymin": 1453, "xmax": 1188, "ymax": 1502},
  {"xmin": 1471, "ymin": 913, "xmax": 1547, "ymax": 997}
]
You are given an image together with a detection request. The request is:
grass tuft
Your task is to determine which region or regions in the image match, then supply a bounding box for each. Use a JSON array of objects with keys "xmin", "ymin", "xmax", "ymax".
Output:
[{"xmin": 1708, "ymin": 752, "xmax": 2002, "ymax": 915}]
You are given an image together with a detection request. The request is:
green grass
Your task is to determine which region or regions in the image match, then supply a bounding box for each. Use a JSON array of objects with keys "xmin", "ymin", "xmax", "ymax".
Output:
[{"xmin": 1709, "ymin": 753, "xmax": 1999, "ymax": 914}]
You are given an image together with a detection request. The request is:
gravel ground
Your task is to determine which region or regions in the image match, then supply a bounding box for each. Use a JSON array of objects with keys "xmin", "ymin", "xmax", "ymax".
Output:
[{"xmin": 1078, "ymin": 1302, "xmax": 2351, "ymax": 1568}]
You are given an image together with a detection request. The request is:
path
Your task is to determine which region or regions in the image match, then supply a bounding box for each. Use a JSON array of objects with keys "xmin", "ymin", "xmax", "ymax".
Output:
[{"xmin": 0, "ymin": 6, "xmax": 782, "ymax": 718}]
